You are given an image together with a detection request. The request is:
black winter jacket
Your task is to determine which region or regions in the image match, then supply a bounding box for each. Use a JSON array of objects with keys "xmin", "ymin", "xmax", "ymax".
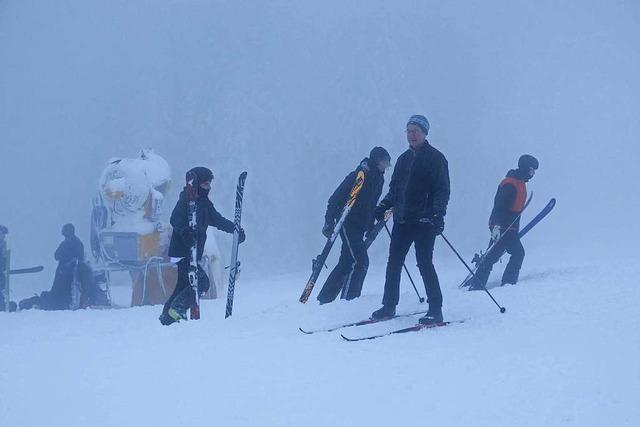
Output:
[
  {"xmin": 168, "ymin": 189, "xmax": 235, "ymax": 260},
  {"xmin": 325, "ymin": 158, "xmax": 385, "ymax": 233},
  {"xmin": 54, "ymin": 235, "xmax": 84, "ymax": 263},
  {"xmin": 380, "ymin": 142, "xmax": 450, "ymax": 223}
]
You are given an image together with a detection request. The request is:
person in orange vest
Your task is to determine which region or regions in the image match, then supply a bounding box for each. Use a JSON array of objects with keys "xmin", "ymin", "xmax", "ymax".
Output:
[{"xmin": 468, "ymin": 154, "xmax": 538, "ymax": 290}]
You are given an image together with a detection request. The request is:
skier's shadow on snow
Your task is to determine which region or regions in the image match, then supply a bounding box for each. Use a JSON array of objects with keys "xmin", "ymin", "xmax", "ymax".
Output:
[{"xmin": 484, "ymin": 268, "xmax": 574, "ymax": 290}]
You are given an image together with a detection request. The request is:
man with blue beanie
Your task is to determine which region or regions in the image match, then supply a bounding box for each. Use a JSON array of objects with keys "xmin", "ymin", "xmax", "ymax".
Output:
[{"xmin": 371, "ymin": 115, "xmax": 450, "ymax": 325}]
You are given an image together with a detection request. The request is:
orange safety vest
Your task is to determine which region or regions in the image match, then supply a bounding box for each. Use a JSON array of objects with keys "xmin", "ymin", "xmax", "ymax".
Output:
[{"xmin": 499, "ymin": 177, "xmax": 527, "ymax": 213}]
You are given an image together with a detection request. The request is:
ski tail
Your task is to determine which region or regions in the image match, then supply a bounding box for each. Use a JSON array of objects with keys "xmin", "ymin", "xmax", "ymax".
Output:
[
  {"xmin": 341, "ymin": 320, "xmax": 465, "ymax": 342},
  {"xmin": 299, "ymin": 309, "xmax": 428, "ymax": 334},
  {"xmin": 299, "ymin": 170, "xmax": 365, "ymax": 303},
  {"xmin": 225, "ymin": 171, "xmax": 248, "ymax": 318}
]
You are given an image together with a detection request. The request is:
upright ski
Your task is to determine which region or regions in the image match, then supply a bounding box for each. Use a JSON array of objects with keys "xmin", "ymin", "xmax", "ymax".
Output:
[
  {"xmin": 186, "ymin": 171, "xmax": 200, "ymax": 320},
  {"xmin": 341, "ymin": 320, "xmax": 465, "ymax": 342},
  {"xmin": 299, "ymin": 309, "xmax": 428, "ymax": 334},
  {"xmin": 299, "ymin": 170, "xmax": 365, "ymax": 303},
  {"xmin": 225, "ymin": 171, "xmax": 248, "ymax": 318}
]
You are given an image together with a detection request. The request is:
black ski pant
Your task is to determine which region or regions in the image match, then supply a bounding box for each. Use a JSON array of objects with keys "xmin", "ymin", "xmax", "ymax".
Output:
[
  {"xmin": 382, "ymin": 222, "xmax": 442, "ymax": 308},
  {"xmin": 162, "ymin": 258, "xmax": 209, "ymax": 314},
  {"xmin": 317, "ymin": 226, "xmax": 369, "ymax": 303},
  {"xmin": 474, "ymin": 230, "xmax": 525, "ymax": 286}
]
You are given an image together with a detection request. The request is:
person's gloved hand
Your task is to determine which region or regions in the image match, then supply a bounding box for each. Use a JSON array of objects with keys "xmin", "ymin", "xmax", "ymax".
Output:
[
  {"xmin": 322, "ymin": 220, "xmax": 335, "ymax": 238},
  {"xmin": 419, "ymin": 213, "xmax": 444, "ymax": 234},
  {"xmin": 430, "ymin": 214, "xmax": 445, "ymax": 234},
  {"xmin": 490, "ymin": 225, "xmax": 501, "ymax": 242},
  {"xmin": 238, "ymin": 228, "xmax": 246, "ymax": 244},
  {"xmin": 374, "ymin": 202, "xmax": 391, "ymax": 222}
]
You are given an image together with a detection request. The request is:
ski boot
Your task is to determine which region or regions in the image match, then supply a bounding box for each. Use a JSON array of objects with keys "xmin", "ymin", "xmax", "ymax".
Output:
[
  {"xmin": 167, "ymin": 306, "xmax": 188, "ymax": 323},
  {"xmin": 159, "ymin": 312, "xmax": 178, "ymax": 326},
  {"xmin": 370, "ymin": 304, "xmax": 396, "ymax": 320},
  {"xmin": 418, "ymin": 306, "xmax": 443, "ymax": 325}
]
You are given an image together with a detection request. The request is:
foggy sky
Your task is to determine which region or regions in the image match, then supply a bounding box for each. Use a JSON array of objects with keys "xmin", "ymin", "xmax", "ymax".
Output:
[{"xmin": 1, "ymin": 0, "xmax": 639, "ymax": 288}]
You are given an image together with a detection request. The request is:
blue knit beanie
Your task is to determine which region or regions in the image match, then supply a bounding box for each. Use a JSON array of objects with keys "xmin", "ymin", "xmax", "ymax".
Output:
[{"xmin": 407, "ymin": 115, "xmax": 430, "ymax": 135}]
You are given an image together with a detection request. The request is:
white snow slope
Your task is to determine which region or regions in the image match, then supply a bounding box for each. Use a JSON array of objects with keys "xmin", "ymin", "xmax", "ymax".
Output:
[{"xmin": 2, "ymin": 250, "xmax": 639, "ymax": 426}]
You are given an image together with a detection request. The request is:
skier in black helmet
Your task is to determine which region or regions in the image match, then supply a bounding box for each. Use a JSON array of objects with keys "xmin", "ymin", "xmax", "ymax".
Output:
[
  {"xmin": 468, "ymin": 154, "xmax": 539, "ymax": 290},
  {"xmin": 159, "ymin": 167, "xmax": 245, "ymax": 325},
  {"xmin": 316, "ymin": 147, "xmax": 391, "ymax": 303}
]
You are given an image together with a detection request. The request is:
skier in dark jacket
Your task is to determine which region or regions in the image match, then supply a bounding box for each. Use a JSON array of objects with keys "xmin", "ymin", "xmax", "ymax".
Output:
[
  {"xmin": 19, "ymin": 224, "xmax": 85, "ymax": 311},
  {"xmin": 468, "ymin": 155, "xmax": 538, "ymax": 290},
  {"xmin": 316, "ymin": 147, "xmax": 391, "ymax": 303},
  {"xmin": 371, "ymin": 115, "xmax": 450, "ymax": 325},
  {"xmin": 160, "ymin": 166, "xmax": 245, "ymax": 325}
]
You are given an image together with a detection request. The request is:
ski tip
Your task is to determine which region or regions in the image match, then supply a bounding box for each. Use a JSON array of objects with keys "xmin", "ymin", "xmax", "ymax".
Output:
[{"xmin": 299, "ymin": 327, "xmax": 313, "ymax": 334}]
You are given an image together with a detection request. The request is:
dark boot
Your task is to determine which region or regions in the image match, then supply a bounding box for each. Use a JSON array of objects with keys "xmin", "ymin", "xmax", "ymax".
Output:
[
  {"xmin": 159, "ymin": 312, "xmax": 178, "ymax": 326},
  {"xmin": 370, "ymin": 304, "xmax": 396, "ymax": 320},
  {"xmin": 419, "ymin": 306, "xmax": 443, "ymax": 325}
]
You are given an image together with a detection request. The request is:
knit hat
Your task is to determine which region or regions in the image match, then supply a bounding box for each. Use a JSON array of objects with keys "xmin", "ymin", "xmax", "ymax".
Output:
[
  {"xmin": 407, "ymin": 115, "xmax": 430, "ymax": 135},
  {"xmin": 518, "ymin": 154, "xmax": 539, "ymax": 171}
]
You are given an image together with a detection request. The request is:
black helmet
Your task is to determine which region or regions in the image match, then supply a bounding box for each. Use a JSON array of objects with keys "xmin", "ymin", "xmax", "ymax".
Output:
[
  {"xmin": 370, "ymin": 146, "xmax": 391, "ymax": 165},
  {"xmin": 186, "ymin": 166, "xmax": 214, "ymax": 186},
  {"xmin": 518, "ymin": 154, "xmax": 539, "ymax": 171}
]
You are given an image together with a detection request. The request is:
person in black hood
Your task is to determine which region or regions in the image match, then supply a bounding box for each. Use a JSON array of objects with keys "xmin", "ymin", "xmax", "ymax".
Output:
[
  {"xmin": 316, "ymin": 147, "xmax": 391, "ymax": 303},
  {"xmin": 468, "ymin": 154, "xmax": 538, "ymax": 290},
  {"xmin": 371, "ymin": 115, "xmax": 450, "ymax": 325},
  {"xmin": 160, "ymin": 166, "xmax": 245, "ymax": 325},
  {"xmin": 19, "ymin": 223, "xmax": 85, "ymax": 311}
]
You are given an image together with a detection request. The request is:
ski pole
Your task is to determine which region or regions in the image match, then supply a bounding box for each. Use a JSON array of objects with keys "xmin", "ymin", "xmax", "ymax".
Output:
[
  {"xmin": 384, "ymin": 224, "xmax": 425, "ymax": 304},
  {"xmin": 438, "ymin": 232, "xmax": 506, "ymax": 313}
]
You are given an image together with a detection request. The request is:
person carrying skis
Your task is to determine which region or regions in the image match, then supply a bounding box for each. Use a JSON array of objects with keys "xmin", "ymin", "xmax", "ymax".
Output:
[
  {"xmin": 159, "ymin": 166, "xmax": 245, "ymax": 325},
  {"xmin": 468, "ymin": 155, "xmax": 539, "ymax": 290},
  {"xmin": 316, "ymin": 147, "xmax": 391, "ymax": 304},
  {"xmin": 371, "ymin": 115, "xmax": 450, "ymax": 325}
]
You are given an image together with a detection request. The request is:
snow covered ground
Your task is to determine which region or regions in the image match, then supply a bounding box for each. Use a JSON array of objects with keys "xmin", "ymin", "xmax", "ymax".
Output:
[{"xmin": 2, "ymin": 248, "xmax": 639, "ymax": 426}]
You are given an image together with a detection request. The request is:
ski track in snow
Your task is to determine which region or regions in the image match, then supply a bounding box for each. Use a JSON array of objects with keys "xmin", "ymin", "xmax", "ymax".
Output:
[{"xmin": 1, "ymin": 257, "xmax": 639, "ymax": 427}]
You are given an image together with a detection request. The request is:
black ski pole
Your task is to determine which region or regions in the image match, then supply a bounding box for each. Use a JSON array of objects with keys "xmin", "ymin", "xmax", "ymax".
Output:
[
  {"xmin": 384, "ymin": 223, "xmax": 425, "ymax": 304},
  {"xmin": 439, "ymin": 232, "xmax": 506, "ymax": 313}
]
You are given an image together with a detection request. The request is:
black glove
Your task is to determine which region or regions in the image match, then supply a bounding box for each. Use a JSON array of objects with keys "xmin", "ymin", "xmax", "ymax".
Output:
[
  {"xmin": 238, "ymin": 228, "xmax": 246, "ymax": 244},
  {"xmin": 430, "ymin": 214, "xmax": 445, "ymax": 234},
  {"xmin": 322, "ymin": 220, "xmax": 335, "ymax": 238},
  {"xmin": 374, "ymin": 202, "xmax": 390, "ymax": 222}
]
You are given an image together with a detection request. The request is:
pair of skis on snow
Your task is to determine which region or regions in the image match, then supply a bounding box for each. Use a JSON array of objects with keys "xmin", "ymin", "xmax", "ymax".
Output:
[
  {"xmin": 300, "ymin": 310, "xmax": 464, "ymax": 341},
  {"xmin": 181, "ymin": 171, "xmax": 247, "ymax": 320}
]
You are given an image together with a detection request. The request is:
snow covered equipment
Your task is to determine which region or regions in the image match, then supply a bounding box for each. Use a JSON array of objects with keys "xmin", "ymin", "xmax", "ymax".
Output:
[
  {"xmin": 186, "ymin": 170, "xmax": 201, "ymax": 320},
  {"xmin": 299, "ymin": 170, "xmax": 365, "ymax": 303},
  {"xmin": 225, "ymin": 171, "xmax": 248, "ymax": 318}
]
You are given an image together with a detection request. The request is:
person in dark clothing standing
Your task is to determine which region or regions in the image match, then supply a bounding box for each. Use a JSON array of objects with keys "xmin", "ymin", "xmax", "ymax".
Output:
[
  {"xmin": 316, "ymin": 147, "xmax": 391, "ymax": 304},
  {"xmin": 159, "ymin": 166, "xmax": 245, "ymax": 325},
  {"xmin": 468, "ymin": 155, "xmax": 539, "ymax": 290},
  {"xmin": 371, "ymin": 115, "xmax": 450, "ymax": 325}
]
